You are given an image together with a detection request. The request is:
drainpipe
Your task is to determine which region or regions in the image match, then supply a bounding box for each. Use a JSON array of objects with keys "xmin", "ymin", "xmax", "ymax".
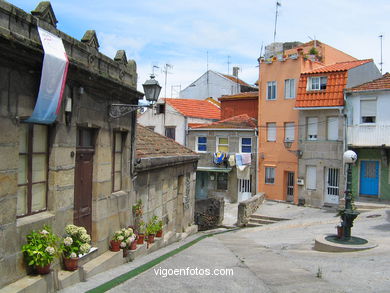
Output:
[
  {"xmin": 184, "ymin": 116, "xmax": 188, "ymax": 147},
  {"xmin": 255, "ymin": 128, "xmax": 259, "ymax": 195}
]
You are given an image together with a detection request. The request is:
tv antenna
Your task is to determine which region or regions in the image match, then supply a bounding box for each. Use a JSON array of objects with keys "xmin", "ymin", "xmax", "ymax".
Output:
[
  {"xmin": 379, "ymin": 34, "xmax": 383, "ymax": 74},
  {"xmin": 273, "ymin": 1, "xmax": 281, "ymax": 43},
  {"xmin": 162, "ymin": 64, "xmax": 173, "ymax": 98},
  {"xmin": 227, "ymin": 55, "xmax": 231, "ymax": 75}
]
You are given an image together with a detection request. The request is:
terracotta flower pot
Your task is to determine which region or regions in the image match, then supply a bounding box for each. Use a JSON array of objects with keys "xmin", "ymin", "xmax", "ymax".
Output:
[
  {"xmin": 147, "ymin": 234, "xmax": 155, "ymax": 244},
  {"xmin": 156, "ymin": 230, "xmax": 163, "ymax": 238},
  {"xmin": 337, "ymin": 226, "xmax": 344, "ymax": 239},
  {"xmin": 137, "ymin": 234, "xmax": 145, "ymax": 245},
  {"xmin": 110, "ymin": 240, "xmax": 121, "ymax": 252},
  {"xmin": 130, "ymin": 240, "xmax": 137, "ymax": 250},
  {"xmin": 63, "ymin": 257, "xmax": 79, "ymax": 271},
  {"xmin": 35, "ymin": 264, "xmax": 51, "ymax": 275}
]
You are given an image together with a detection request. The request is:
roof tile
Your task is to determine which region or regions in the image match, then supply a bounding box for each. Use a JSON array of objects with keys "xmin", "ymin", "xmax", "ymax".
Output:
[
  {"xmin": 347, "ymin": 73, "xmax": 390, "ymax": 92},
  {"xmin": 164, "ymin": 98, "xmax": 221, "ymax": 120},
  {"xmin": 189, "ymin": 114, "xmax": 257, "ymax": 129}
]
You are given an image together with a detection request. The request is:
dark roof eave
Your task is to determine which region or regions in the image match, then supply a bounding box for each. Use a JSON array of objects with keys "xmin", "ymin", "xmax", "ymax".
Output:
[{"xmin": 135, "ymin": 155, "xmax": 199, "ymax": 172}]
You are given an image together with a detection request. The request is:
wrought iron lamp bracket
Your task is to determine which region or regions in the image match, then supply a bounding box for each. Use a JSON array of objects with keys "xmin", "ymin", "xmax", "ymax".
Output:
[{"xmin": 109, "ymin": 104, "xmax": 150, "ymax": 119}]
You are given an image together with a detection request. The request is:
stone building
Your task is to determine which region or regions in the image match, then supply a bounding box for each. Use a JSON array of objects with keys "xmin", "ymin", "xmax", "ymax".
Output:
[
  {"xmin": 0, "ymin": 1, "xmax": 142, "ymax": 287},
  {"xmin": 134, "ymin": 125, "xmax": 199, "ymax": 234}
]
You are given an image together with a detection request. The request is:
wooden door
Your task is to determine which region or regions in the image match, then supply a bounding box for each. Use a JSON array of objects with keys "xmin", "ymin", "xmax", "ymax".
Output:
[{"xmin": 74, "ymin": 150, "xmax": 94, "ymax": 234}]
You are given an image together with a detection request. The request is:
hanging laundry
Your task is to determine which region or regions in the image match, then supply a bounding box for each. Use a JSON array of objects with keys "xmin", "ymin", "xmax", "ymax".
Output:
[
  {"xmin": 228, "ymin": 154, "xmax": 236, "ymax": 167},
  {"xmin": 213, "ymin": 152, "xmax": 226, "ymax": 165},
  {"xmin": 235, "ymin": 153, "xmax": 243, "ymax": 166},
  {"xmin": 241, "ymin": 153, "xmax": 251, "ymax": 165},
  {"xmin": 237, "ymin": 165, "xmax": 250, "ymax": 180}
]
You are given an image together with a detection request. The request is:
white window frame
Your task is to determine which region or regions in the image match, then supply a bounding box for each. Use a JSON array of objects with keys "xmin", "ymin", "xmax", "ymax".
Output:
[
  {"xmin": 267, "ymin": 123, "xmax": 276, "ymax": 142},
  {"xmin": 306, "ymin": 165, "xmax": 317, "ymax": 190},
  {"xmin": 327, "ymin": 117, "xmax": 339, "ymax": 140},
  {"xmin": 307, "ymin": 76, "xmax": 327, "ymax": 91},
  {"xmin": 360, "ymin": 98, "xmax": 377, "ymax": 124},
  {"xmin": 196, "ymin": 136, "xmax": 207, "ymax": 153},
  {"xmin": 239, "ymin": 137, "xmax": 252, "ymax": 153},
  {"xmin": 284, "ymin": 122, "xmax": 295, "ymax": 142},
  {"xmin": 307, "ymin": 117, "xmax": 318, "ymax": 141},
  {"xmin": 265, "ymin": 167, "xmax": 275, "ymax": 184},
  {"xmin": 266, "ymin": 81, "xmax": 277, "ymax": 100},
  {"xmin": 284, "ymin": 79, "xmax": 296, "ymax": 99},
  {"xmin": 216, "ymin": 136, "xmax": 229, "ymax": 152}
]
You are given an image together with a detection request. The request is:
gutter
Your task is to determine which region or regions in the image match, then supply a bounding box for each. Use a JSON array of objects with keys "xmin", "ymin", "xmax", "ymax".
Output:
[
  {"xmin": 294, "ymin": 106, "xmax": 344, "ymax": 111},
  {"xmin": 187, "ymin": 128, "xmax": 256, "ymax": 132}
]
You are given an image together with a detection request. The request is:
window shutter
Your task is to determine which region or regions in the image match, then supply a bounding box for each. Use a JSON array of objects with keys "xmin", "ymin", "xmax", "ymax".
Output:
[
  {"xmin": 285, "ymin": 122, "xmax": 294, "ymax": 141},
  {"xmin": 360, "ymin": 100, "xmax": 376, "ymax": 117},
  {"xmin": 327, "ymin": 117, "xmax": 338, "ymax": 140},
  {"xmin": 307, "ymin": 117, "xmax": 318, "ymax": 139},
  {"xmin": 306, "ymin": 166, "xmax": 317, "ymax": 190},
  {"xmin": 267, "ymin": 123, "xmax": 276, "ymax": 141}
]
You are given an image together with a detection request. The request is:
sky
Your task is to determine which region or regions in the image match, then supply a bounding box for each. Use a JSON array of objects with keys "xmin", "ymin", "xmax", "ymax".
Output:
[{"xmin": 9, "ymin": 0, "xmax": 390, "ymax": 99}]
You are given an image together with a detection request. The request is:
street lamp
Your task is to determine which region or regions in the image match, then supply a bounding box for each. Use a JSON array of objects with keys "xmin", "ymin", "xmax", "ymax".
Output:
[
  {"xmin": 109, "ymin": 75, "xmax": 161, "ymax": 119},
  {"xmin": 341, "ymin": 150, "xmax": 359, "ymax": 240}
]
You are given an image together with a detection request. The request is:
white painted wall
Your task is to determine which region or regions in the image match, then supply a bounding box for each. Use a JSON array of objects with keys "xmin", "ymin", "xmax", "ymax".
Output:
[{"xmin": 180, "ymin": 70, "xmax": 240, "ymax": 100}]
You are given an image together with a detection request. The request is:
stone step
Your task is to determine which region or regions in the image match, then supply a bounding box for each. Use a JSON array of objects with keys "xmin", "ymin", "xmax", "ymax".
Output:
[
  {"xmin": 248, "ymin": 218, "xmax": 278, "ymax": 225},
  {"xmin": 82, "ymin": 250, "xmax": 125, "ymax": 280},
  {"xmin": 250, "ymin": 214, "xmax": 290, "ymax": 221},
  {"xmin": 246, "ymin": 222, "xmax": 263, "ymax": 228},
  {"xmin": 355, "ymin": 203, "xmax": 390, "ymax": 211}
]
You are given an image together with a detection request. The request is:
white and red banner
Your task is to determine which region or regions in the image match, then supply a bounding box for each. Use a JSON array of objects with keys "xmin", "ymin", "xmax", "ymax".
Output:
[{"xmin": 25, "ymin": 27, "xmax": 69, "ymax": 124}]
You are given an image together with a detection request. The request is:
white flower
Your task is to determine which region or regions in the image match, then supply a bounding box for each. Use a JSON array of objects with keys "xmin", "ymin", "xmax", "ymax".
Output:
[
  {"xmin": 120, "ymin": 241, "xmax": 127, "ymax": 248},
  {"xmin": 40, "ymin": 229, "xmax": 49, "ymax": 235},
  {"xmin": 80, "ymin": 233, "xmax": 91, "ymax": 243},
  {"xmin": 117, "ymin": 235, "xmax": 124, "ymax": 241},
  {"xmin": 45, "ymin": 246, "xmax": 55, "ymax": 255},
  {"xmin": 65, "ymin": 224, "xmax": 79, "ymax": 236},
  {"xmin": 77, "ymin": 227, "xmax": 87, "ymax": 236},
  {"xmin": 64, "ymin": 236, "xmax": 73, "ymax": 246},
  {"xmin": 126, "ymin": 238, "xmax": 132, "ymax": 245},
  {"xmin": 80, "ymin": 243, "xmax": 91, "ymax": 254},
  {"xmin": 124, "ymin": 230, "xmax": 131, "ymax": 237},
  {"xmin": 127, "ymin": 228, "xmax": 133, "ymax": 234},
  {"xmin": 70, "ymin": 252, "xmax": 77, "ymax": 258}
]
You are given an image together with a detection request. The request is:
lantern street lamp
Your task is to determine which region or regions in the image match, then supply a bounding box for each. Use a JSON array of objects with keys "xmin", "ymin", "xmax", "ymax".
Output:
[
  {"xmin": 109, "ymin": 75, "xmax": 162, "ymax": 119},
  {"xmin": 341, "ymin": 150, "xmax": 359, "ymax": 240}
]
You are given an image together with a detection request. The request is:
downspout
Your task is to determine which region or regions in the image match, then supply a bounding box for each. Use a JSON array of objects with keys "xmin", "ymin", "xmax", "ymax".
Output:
[
  {"xmin": 184, "ymin": 116, "xmax": 188, "ymax": 147},
  {"xmin": 255, "ymin": 128, "xmax": 259, "ymax": 195}
]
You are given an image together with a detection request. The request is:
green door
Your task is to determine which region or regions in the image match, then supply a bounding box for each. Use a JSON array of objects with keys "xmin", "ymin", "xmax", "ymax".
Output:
[{"xmin": 195, "ymin": 172, "xmax": 208, "ymax": 199}]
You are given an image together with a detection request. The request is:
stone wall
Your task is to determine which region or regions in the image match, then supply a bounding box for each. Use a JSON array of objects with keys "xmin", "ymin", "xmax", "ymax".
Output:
[
  {"xmin": 0, "ymin": 1, "xmax": 141, "ymax": 287},
  {"xmin": 194, "ymin": 197, "xmax": 224, "ymax": 230},
  {"xmin": 237, "ymin": 193, "xmax": 265, "ymax": 226}
]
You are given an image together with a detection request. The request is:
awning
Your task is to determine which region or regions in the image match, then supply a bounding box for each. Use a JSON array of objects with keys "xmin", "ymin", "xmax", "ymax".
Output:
[{"xmin": 197, "ymin": 167, "xmax": 232, "ymax": 173}]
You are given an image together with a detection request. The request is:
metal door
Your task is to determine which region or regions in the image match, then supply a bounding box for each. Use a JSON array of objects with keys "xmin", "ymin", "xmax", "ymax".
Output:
[
  {"xmin": 238, "ymin": 179, "xmax": 251, "ymax": 202},
  {"xmin": 286, "ymin": 172, "xmax": 294, "ymax": 202},
  {"xmin": 74, "ymin": 150, "xmax": 94, "ymax": 235},
  {"xmin": 195, "ymin": 172, "xmax": 208, "ymax": 199},
  {"xmin": 360, "ymin": 161, "xmax": 379, "ymax": 196},
  {"xmin": 325, "ymin": 168, "xmax": 340, "ymax": 204}
]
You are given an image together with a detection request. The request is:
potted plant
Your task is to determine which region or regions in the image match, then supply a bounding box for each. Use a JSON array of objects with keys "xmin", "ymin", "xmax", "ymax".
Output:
[
  {"xmin": 155, "ymin": 219, "xmax": 163, "ymax": 238},
  {"xmin": 61, "ymin": 224, "xmax": 91, "ymax": 271},
  {"xmin": 111, "ymin": 228, "xmax": 136, "ymax": 256},
  {"xmin": 137, "ymin": 221, "xmax": 146, "ymax": 245},
  {"xmin": 132, "ymin": 199, "xmax": 143, "ymax": 234},
  {"xmin": 21, "ymin": 226, "xmax": 59, "ymax": 275},
  {"xmin": 145, "ymin": 221, "xmax": 156, "ymax": 244}
]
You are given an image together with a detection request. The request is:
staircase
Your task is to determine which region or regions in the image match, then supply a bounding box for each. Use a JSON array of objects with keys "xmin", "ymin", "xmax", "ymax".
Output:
[
  {"xmin": 354, "ymin": 201, "xmax": 390, "ymax": 213},
  {"xmin": 247, "ymin": 214, "xmax": 289, "ymax": 227}
]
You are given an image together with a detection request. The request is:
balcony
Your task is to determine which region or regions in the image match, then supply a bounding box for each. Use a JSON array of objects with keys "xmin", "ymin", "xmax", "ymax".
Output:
[{"xmin": 347, "ymin": 124, "xmax": 390, "ymax": 147}]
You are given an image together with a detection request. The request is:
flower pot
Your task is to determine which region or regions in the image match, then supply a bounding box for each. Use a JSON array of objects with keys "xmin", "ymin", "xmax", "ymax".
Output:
[
  {"xmin": 337, "ymin": 226, "xmax": 344, "ymax": 239},
  {"xmin": 156, "ymin": 230, "xmax": 163, "ymax": 238},
  {"xmin": 147, "ymin": 234, "xmax": 155, "ymax": 244},
  {"xmin": 130, "ymin": 240, "xmax": 137, "ymax": 250},
  {"xmin": 110, "ymin": 240, "xmax": 121, "ymax": 252},
  {"xmin": 35, "ymin": 264, "xmax": 51, "ymax": 275},
  {"xmin": 122, "ymin": 248, "xmax": 129, "ymax": 257},
  {"xmin": 137, "ymin": 234, "xmax": 145, "ymax": 245},
  {"xmin": 63, "ymin": 257, "xmax": 79, "ymax": 271}
]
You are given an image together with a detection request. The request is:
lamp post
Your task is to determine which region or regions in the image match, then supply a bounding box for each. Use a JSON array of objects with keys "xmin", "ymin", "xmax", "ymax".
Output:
[
  {"xmin": 109, "ymin": 75, "xmax": 161, "ymax": 119},
  {"xmin": 341, "ymin": 150, "xmax": 359, "ymax": 240}
]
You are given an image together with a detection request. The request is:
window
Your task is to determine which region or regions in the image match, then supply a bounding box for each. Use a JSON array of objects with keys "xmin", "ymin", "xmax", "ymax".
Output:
[
  {"xmin": 165, "ymin": 127, "xmax": 175, "ymax": 140},
  {"xmin": 308, "ymin": 76, "xmax": 327, "ymax": 91},
  {"xmin": 266, "ymin": 81, "xmax": 277, "ymax": 100},
  {"xmin": 284, "ymin": 122, "xmax": 295, "ymax": 142},
  {"xmin": 307, "ymin": 117, "xmax": 318, "ymax": 140},
  {"xmin": 240, "ymin": 137, "xmax": 252, "ymax": 153},
  {"xmin": 327, "ymin": 117, "xmax": 339, "ymax": 140},
  {"xmin": 306, "ymin": 165, "xmax": 317, "ymax": 190},
  {"xmin": 112, "ymin": 132, "xmax": 125, "ymax": 192},
  {"xmin": 217, "ymin": 173, "xmax": 228, "ymax": 190},
  {"xmin": 17, "ymin": 124, "xmax": 48, "ymax": 217},
  {"xmin": 284, "ymin": 79, "xmax": 296, "ymax": 99},
  {"xmin": 217, "ymin": 137, "xmax": 229, "ymax": 152},
  {"xmin": 360, "ymin": 99, "xmax": 376, "ymax": 123},
  {"xmin": 265, "ymin": 167, "xmax": 275, "ymax": 184},
  {"xmin": 156, "ymin": 103, "xmax": 165, "ymax": 114},
  {"xmin": 196, "ymin": 136, "xmax": 207, "ymax": 152},
  {"xmin": 267, "ymin": 123, "xmax": 276, "ymax": 142}
]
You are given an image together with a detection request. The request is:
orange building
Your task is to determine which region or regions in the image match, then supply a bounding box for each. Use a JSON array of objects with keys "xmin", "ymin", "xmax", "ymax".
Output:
[
  {"xmin": 219, "ymin": 91, "xmax": 259, "ymax": 120},
  {"xmin": 257, "ymin": 41, "xmax": 357, "ymax": 203}
]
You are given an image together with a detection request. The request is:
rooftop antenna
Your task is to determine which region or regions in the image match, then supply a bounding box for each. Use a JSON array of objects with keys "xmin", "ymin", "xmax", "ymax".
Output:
[
  {"xmin": 227, "ymin": 55, "xmax": 231, "ymax": 75},
  {"xmin": 308, "ymin": 35, "xmax": 317, "ymax": 48},
  {"xmin": 379, "ymin": 34, "xmax": 383, "ymax": 74},
  {"xmin": 162, "ymin": 64, "xmax": 173, "ymax": 98},
  {"xmin": 273, "ymin": 1, "xmax": 281, "ymax": 43},
  {"xmin": 152, "ymin": 65, "xmax": 159, "ymax": 75},
  {"xmin": 207, "ymin": 51, "xmax": 210, "ymax": 98}
]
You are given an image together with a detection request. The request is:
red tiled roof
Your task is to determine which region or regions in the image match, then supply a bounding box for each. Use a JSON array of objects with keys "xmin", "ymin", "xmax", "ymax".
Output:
[
  {"xmin": 221, "ymin": 74, "xmax": 252, "ymax": 87},
  {"xmin": 347, "ymin": 73, "xmax": 390, "ymax": 92},
  {"xmin": 136, "ymin": 124, "xmax": 196, "ymax": 158},
  {"xmin": 296, "ymin": 60, "xmax": 373, "ymax": 108},
  {"xmin": 189, "ymin": 114, "xmax": 257, "ymax": 129},
  {"xmin": 188, "ymin": 123, "xmax": 204, "ymax": 128},
  {"xmin": 164, "ymin": 98, "xmax": 221, "ymax": 120},
  {"xmin": 218, "ymin": 91, "xmax": 258, "ymax": 101},
  {"xmin": 302, "ymin": 59, "xmax": 372, "ymax": 74}
]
